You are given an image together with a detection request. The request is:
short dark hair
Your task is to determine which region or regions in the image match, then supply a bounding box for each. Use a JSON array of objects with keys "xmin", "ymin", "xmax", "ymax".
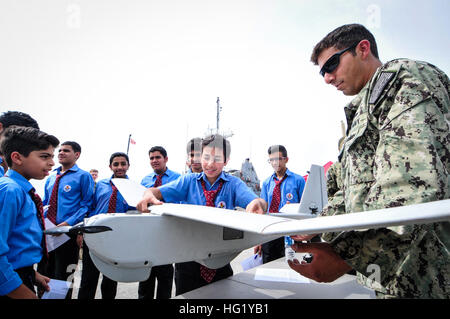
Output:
[
  {"xmin": 268, "ymin": 145, "xmax": 288, "ymax": 157},
  {"xmin": 311, "ymin": 23, "xmax": 379, "ymax": 65},
  {"xmin": 109, "ymin": 152, "xmax": 130, "ymax": 165},
  {"xmin": 61, "ymin": 141, "xmax": 81, "ymax": 153},
  {"xmin": 0, "ymin": 111, "xmax": 39, "ymax": 130},
  {"xmin": 202, "ymin": 134, "xmax": 231, "ymax": 160},
  {"xmin": 149, "ymin": 146, "xmax": 167, "ymax": 158},
  {"xmin": 186, "ymin": 137, "xmax": 202, "ymax": 155},
  {"xmin": 1, "ymin": 126, "xmax": 59, "ymax": 167}
]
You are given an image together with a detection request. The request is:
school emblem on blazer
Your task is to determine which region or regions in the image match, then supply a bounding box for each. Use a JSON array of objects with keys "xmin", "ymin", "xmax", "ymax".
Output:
[
  {"xmin": 63, "ymin": 185, "xmax": 72, "ymax": 192},
  {"xmin": 217, "ymin": 201, "xmax": 226, "ymax": 209},
  {"xmin": 286, "ymin": 193, "xmax": 293, "ymax": 200}
]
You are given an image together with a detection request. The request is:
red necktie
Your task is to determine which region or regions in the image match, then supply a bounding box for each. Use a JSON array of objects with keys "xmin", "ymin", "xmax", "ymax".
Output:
[
  {"xmin": 268, "ymin": 175, "xmax": 287, "ymax": 213},
  {"xmin": 107, "ymin": 183, "xmax": 118, "ymax": 214},
  {"xmin": 199, "ymin": 179, "xmax": 224, "ymax": 283},
  {"xmin": 153, "ymin": 174, "xmax": 163, "ymax": 187},
  {"xmin": 46, "ymin": 171, "xmax": 67, "ymax": 224},
  {"xmin": 29, "ymin": 188, "xmax": 49, "ymax": 262}
]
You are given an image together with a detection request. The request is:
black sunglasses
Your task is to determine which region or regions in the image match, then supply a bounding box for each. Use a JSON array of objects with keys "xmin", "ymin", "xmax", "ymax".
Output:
[{"xmin": 319, "ymin": 42, "xmax": 358, "ymax": 77}]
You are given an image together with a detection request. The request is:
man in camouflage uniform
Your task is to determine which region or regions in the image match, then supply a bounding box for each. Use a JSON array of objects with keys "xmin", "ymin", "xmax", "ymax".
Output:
[{"xmin": 288, "ymin": 24, "xmax": 449, "ymax": 298}]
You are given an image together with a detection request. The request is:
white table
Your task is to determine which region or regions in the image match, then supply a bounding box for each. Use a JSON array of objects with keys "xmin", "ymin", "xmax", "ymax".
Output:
[{"xmin": 175, "ymin": 258, "xmax": 376, "ymax": 299}]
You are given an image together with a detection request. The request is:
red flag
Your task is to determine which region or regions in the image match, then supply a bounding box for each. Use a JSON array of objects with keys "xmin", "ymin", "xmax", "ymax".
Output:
[
  {"xmin": 130, "ymin": 138, "xmax": 136, "ymax": 145},
  {"xmin": 323, "ymin": 161, "xmax": 333, "ymax": 176}
]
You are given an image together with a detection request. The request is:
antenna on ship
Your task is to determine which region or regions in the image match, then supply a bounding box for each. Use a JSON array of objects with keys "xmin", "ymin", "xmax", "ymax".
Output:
[
  {"xmin": 214, "ymin": 97, "xmax": 233, "ymax": 138},
  {"xmin": 216, "ymin": 97, "xmax": 221, "ymax": 134}
]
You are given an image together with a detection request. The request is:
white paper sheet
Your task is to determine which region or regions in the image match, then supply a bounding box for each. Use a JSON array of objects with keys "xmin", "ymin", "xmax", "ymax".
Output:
[
  {"xmin": 111, "ymin": 178, "xmax": 147, "ymax": 208},
  {"xmin": 254, "ymin": 268, "xmax": 311, "ymax": 284},
  {"xmin": 41, "ymin": 279, "xmax": 71, "ymax": 299},
  {"xmin": 45, "ymin": 218, "xmax": 70, "ymax": 252},
  {"xmin": 241, "ymin": 253, "xmax": 263, "ymax": 271}
]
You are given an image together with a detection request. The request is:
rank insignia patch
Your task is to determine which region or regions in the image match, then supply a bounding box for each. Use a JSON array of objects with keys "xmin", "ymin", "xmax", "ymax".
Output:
[{"xmin": 369, "ymin": 71, "xmax": 394, "ymax": 105}]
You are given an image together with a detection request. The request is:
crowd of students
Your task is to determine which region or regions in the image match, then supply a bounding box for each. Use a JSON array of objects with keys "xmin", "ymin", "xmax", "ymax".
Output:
[{"xmin": 0, "ymin": 110, "xmax": 306, "ymax": 299}]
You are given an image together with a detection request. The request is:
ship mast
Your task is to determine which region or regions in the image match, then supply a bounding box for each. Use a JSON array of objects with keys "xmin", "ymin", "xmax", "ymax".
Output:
[
  {"xmin": 216, "ymin": 97, "xmax": 221, "ymax": 133},
  {"xmin": 205, "ymin": 97, "xmax": 233, "ymax": 138}
]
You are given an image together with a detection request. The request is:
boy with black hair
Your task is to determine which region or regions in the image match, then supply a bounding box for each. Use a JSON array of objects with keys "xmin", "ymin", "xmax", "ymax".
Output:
[
  {"xmin": 78, "ymin": 152, "xmax": 133, "ymax": 299},
  {"xmin": 0, "ymin": 111, "xmax": 40, "ymax": 132},
  {"xmin": 136, "ymin": 134, "xmax": 267, "ymax": 295},
  {"xmin": 139, "ymin": 145, "xmax": 181, "ymax": 299},
  {"xmin": 141, "ymin": 146, "xmax": 181, "ymax": 187},
  {"xmin": 185, "ymin": 137, "xmax": 203, "ymax": 173},
  {"xmin": 39, "ymin": 140, "xmax": 94, "ymax": 299},
  {"xmin": 0, "ymin": 111, "xmax": 39, "ymax": 177},
  {"xmin": 0, "ymin": 126, "xmax": 58, "ymax": 298},
  {"xmin": 255, "ymin": 145, "xmax": 305, "ymax": 263}
]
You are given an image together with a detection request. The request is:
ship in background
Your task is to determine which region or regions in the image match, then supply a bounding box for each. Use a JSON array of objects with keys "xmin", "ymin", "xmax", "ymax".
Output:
[
  {"xmin": 191, "ymin": 97, "xmax": 261, "ymax": 196},
  {"xmin": 227, "ymin": 158, "xmax": 261, "ymax": 196}
]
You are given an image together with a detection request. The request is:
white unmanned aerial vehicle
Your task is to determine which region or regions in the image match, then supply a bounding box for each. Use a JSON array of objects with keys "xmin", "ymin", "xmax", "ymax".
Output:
[{"xmin": 45, "ymin": 165, "xmax": 450, "ymax": 282}]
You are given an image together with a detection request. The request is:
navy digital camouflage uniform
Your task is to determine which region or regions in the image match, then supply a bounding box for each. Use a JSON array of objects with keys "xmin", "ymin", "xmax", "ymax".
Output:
[
  {"xmin": 324, "ymin": 161, "xmax": 344, "ymax": 214},
  {"xmin": 321, "ymin": 162, "xmax": 346, "ymax": 243},
  {"xmin": 322, "ymin": 59, "xmax": 450, "ymax": 298}
]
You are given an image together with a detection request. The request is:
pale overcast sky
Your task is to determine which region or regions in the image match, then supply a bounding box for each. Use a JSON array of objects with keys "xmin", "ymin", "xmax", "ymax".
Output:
[{"xmin": 0, "ymin": 0, "xmax": 449, "ymax": 195}]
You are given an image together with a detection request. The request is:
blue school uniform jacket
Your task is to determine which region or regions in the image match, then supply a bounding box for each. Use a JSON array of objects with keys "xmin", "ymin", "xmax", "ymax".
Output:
[
  {"xmin": 159, "ymin": 171, "xmax": 257, "ymax": 209},
  {"xmin": 0, "ymin": 170, "xmax": 43, "ymax": 295},
  {"xmin": 261, "ymin": 168, "xmax": 305, "ymax": 212},
  {"xmin": 88, "ymin": 175, "xmax": 134, "ymax": 217},
  {"xmin": 43, "ymin": 164, "xmax": 94, "ymax": 226},
  {"xmin": 140, "ymin": 167, "xmax": 181, "ymax": 188}
]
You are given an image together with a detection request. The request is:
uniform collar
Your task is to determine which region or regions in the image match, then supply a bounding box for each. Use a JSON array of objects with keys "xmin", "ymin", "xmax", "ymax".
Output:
[
  {"xmin": 197, "ymin": 171, "xmax": 229, "ymax": 187},
  {"xmin": 5, "ymin": 169, "xmax": 34, "ymax": 193},
  {"xmin": 108, "ymin": 174, "xmax": 129, "ymax": 181},
  {"xmin": 152, "ymin": 167, "xmax": 171, "ymax": 177},
  {"xmin": 54, "ymin": 164, "xmax": 79, "ymax": 174},
  {"xmin": 271, "ymin": 168, "xmax": 292, "ymax": 180}
]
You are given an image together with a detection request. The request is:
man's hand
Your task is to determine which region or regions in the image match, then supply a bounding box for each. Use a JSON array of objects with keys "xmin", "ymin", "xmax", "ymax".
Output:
[
  {"xmin": 35, "ymin": 271, "xmax": 51, "ymax": 293},
  {"xmin": 51, "ymin": 221, "xmax": 70, "ymax": 237},
  {"xmin": 245, "ymin": 198, "xmax": 267, "ymax": 214},
  {"xmin": 57, "ymin": 222, "xmax": 70, "ymax": 227},
  {"xmin": 287, "ymin": 242, "xmax": 352, "ymax": 283},
  {"xmin": 254, "ymin": 244, "xmax": 262, "ymax": 257},
  {"xmin": 136, "ymin": 188, "xmax": 163, "ymax": 213}
]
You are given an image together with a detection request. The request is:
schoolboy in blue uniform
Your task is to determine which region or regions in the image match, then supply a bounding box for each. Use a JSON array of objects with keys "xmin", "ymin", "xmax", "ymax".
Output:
[
  {"xmin": 185, "ymin": 137, "xmax": 203, "ymax": 174},
  {"xmin": 141, "ymin": 146, "xmax": 181, "ymax": 188},
  {"xmin": 0, "ymin": 111, "xmax": 40, "ymax": 177},
  {"xmin": 39, "ymin": 141, "xmax": 94, "ymax": 299},
  {"xmin": 139, "ymin": 146, "xmax": 181, "ymax": 299},
  {"xmin": 256, "ymin": 145, "xmax": 306, "ymax": 264},
  {"xmin": 0, "ymin": 126, "xmax": 58, "ymax": 298},
  {"xmin": 136, "ymin": 134, "xmax": 267, "ymax": 295},
  {"xmin": 171, "ymin": 138, "xmax": 203, "ymax": 293},
  {"xmin": 78, "ymin": 152, "xmax": 133, "ymax": 299}
]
